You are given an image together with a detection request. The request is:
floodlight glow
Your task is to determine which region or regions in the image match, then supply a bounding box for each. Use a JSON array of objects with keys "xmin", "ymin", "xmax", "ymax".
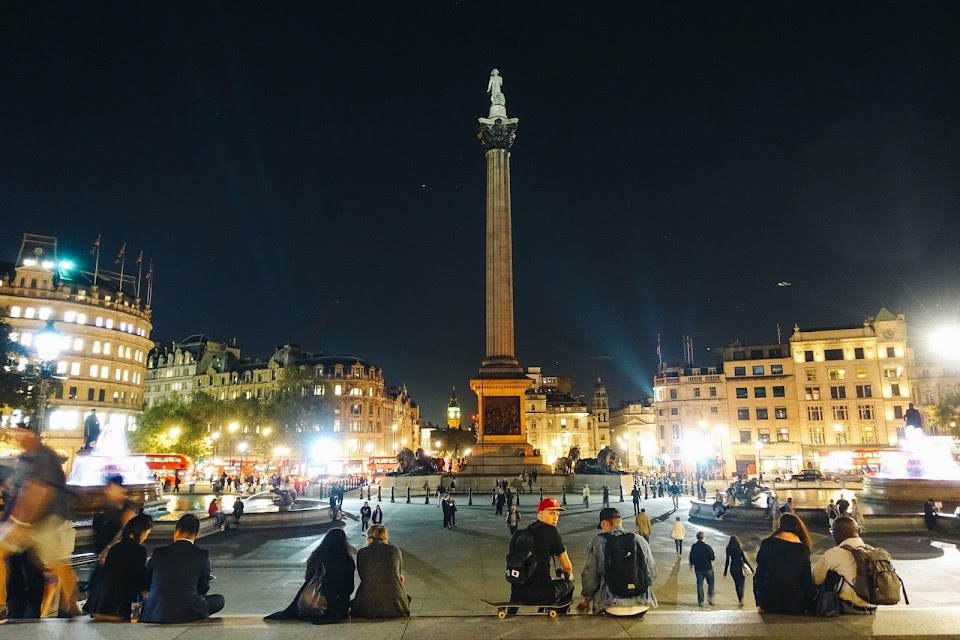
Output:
[
  {"xmin": 23, "ymin": 258, "xmax": 37, "ymax": 266},
  {"xmin": 59, "ymin": 260, "xmax": 75, "ymax": 270},
  {"xmin": 930, "ymin": 327, "xmax": 960, "ymax": 360},
  {"xmin": 34, "ymin": 321, "xmax": 63, "ymax": 361},
  {"xmin": 238, "ymin": 441, "xmax": 249, "ymax": 453},
  {"xmin": 41, "ymin": 260, "xmax": 54, "ymax": 269},
  {"xmin": 312, "ymin": 438, "xmax": 335, "ymax": 462}
]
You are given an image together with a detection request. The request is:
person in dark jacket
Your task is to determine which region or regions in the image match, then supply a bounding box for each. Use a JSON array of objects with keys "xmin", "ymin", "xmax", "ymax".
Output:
[
  {"xmin": 689, "ymin": 531, "xmax": 716, "ymax": 606},
  {"xmin": 753, "ymin": 513, "xmax": 814, "ymax": 614},
  {"xmin": 351, "ymin": 524, "xmax": 410, "ymax": 618},
  {"xmin": 264, "ymin": 528, "xmax": 355, "ymax": 623},
  {"xmin": 723, "ymin": 535, "xmax": 753, "ymax": 607},
  {"xmin": 140, "ymin": 514, "xmax": 224, "ymax": 623},
  {"xmin": 89, "ymin": 514, "xmax": 153, "ymax": 621}
]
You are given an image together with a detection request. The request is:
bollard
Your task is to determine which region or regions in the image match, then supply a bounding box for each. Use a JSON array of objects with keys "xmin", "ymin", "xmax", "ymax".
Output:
[
  {"xmin": 425, "ymin": 489, "xmax": 430, "ymax": 504},
  {"xmin": 539, "ymin": 487, "xmax": 544, "ymax": 501},
  {"xmin": 619, "ymin": 484, "xmax": 624, "ymax": 502},
  {"xmin": 516, "ymin": 490, "xmax": 520, "ymax": 506},
  {"xmin": 367, "ymin": 486, "xmax": 372, "ymax": 500},
  {"xmin": 468, "ymin": 487, "xmax": 473, "ymax": 506},
  {"xmin": 389, "ymin": 486, "xmax": 394, "ymax": 503},
  {"xmin": 644, "ymin": 485, "xmax": 649, "ymax": 500},
  {"xmin": 377, "ymin": 486, "xmax": 382, "ymax": 502},
  {"xmin": 562, "ymin": 486, "xmax": 567, "ymax": 506},
  {"xmin": 406, "ymin": 487, "xmax": 411, "ymax": 504}
]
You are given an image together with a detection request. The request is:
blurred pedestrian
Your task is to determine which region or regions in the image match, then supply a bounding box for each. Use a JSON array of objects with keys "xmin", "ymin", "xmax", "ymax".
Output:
[
  {"xmin": 723, "ymin": 535, "xmax": 752, "ymax": 607},
  {"xmin": 669, "ymin": 517, "xmax": 686, "ymax": 557},
  {"xmin": 753, "ymin": 513, "xmax": 814, "ymax": 614},
  {"xmin": 360, "ymin": 502, "xmax": 372, "ymax": 533},
  {"xmin": 507, "ymin": 504, "xmax": 521, "ymax": 534}
]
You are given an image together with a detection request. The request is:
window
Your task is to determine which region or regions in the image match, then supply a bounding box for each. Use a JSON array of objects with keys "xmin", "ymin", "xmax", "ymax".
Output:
[
  {"xmin": 777, "ymin": 427, "xmax": 790, "ymax": 443},
  {"xmin": 770, "ymin": 348, "xmax": 783, "ymax": 358},
  {"xmin": 835, "ymin": 427, "xmax": 848, "ymax": 445},
  {"xmin": 70, "ymin": 362, "xmax": 80, "ymax": 375},
  {"xmin": 709, "ymin": 387, "xmax": 717, "ymax": 397},
  {"xmin": 824, "ymin": 348, "xmax": 844, "ymax": 361},
  {"xmin": 89, "ymin": 364, "xmax": 98, "ymax": 377},
  {"xmin": 806, "ymin": 370, "xmax": 817, "ymax": 381},
  {"xmin": 854, "ymin": 347, "xmax": 864, "ymax": 359},
  {"xmin": 805, "ymin": 350, "xmax": 815, "ymax": 362},
  {"xmin": 855, "ymin": 384, "xmax": 872, "ymax": 398},
  {"xmin": 669, "ymin": 389, "xmax": 678, "ymax": 400},
  {"xmin": 754, "ymin": 387, "xmax": 766, "ymax": 398},
  {"xmin": 72, "ymin": 338, "xmax": 83, "ymax": 351},
  {"xmin": 24, "ymin": 308, "xmax": 35, "ymax": 319},
  {"xmin": 710, "ymin": 406, "xmax": 719, "ymax": 414},
  {"xmin": 773, "ymin": 385, "xmax": 785, "ymax": 397},
  {"xmin": 832, "ymin": 405, "xmax": 848, "ymax": 420},
  {"xmin": 693, "ymin": 387, "xmax": 701, "ymax": 398},
  {"xmin": 103, "ymin": 342, "xmax": 111, "ymax": 356},
  {"xmin": 105, "ymin": 319, "xmax": 114, "ymax": 329},
  {"xmin": 98, "ymin": 389, "xmax": 106, "ymax": 402},
  {"xmin": 809, "ymin": 427, "xmax": 824, "ymax": 444},
  {"xmin": 891, "ymin": 383, "xmax": 901, "ymax": 397},
  {"xmin": 77, "ymin": 313, "xmax": 86, "ymax": 325},
  {"xmin": 758, "ymin": 428, "xmax": 771, "ymax": 443},
  {"xmin": 805, "ymin": 386, "xmax": 821, "ymax": 400},
  {"xmin": 9, "ymin": 306, "xmax": 20, "ymax": 318},
  {"xmin": 828, "ymin": 368, "xmax": 845, "ymax": 380},
  {"xmin": 883, "ymin": 366, "xmax": 902, "ymax": 378},
  {"xmin": 736, "ymin": 387, "xmax": 748, "ymax": 399},
  {"xmin": 807, "ymin": 405, "xmax": 823, "ymax": 421},
  {"xmin": 670, "ymin": 408, "xmax": 678, "ymax": 416},
  {"xmin": 334, "ymin": 384, "xmax": 342, "ymax": 396},
  {"xmin": 752, "ymin": 365, "xmax": 764, "ymax": 375},
  {"xmin": 893, "ymin": 405, "xmax": 904, "ymax": 419},
  {"xmin": 886, "ymin": 347, "xmax": 896, "ymax": 358},
  {"xmin": 756, "ymin": 407, "xmax": 769, "ymax": 420},
  {"xmin": 733, "ymin": 351, "xmax": 746, "ymax": 360},
  {"xmin": 672, "ymin": 425, "xmax": 681, "ymax": 439},
  {"xmin": 88, "ymin": 388, "xmax": 95, "ymax": 401},
  {"xmin": 739, "ymin": 429, "xmax": 752, "ymax": 443},
  {"xmin": 858, "ymin": 404, "xmax": 875, "ymax": 420},
  {"xmin": 829, "ymin": 385, "xmax": 846, "ymax": 399},
  {"xmin": 659, "ymin": 425, "xmax": 665, "ymax": 439},
  {"xmin": 856, "ymin": 367, "xmax": 867, "ymax": 378},
  {"xmin": 862, "ymin": 425, "xmax": 876, "ymax": 444},
  {"xmin": 734, "ymin": 366, "xmax": 746, "ymax": 377},
  {"xmin": 93, "ymin": 341, "xmax": 101, "ymax": 354},
  {"xmin": 68, "ymin": 386, "xmax": 77, "ymax": 400},
  {"xmin": 775, "ymin": 406, "xmax": 787, "ymax": 419},
  {"xmin": 737, "ymin": 407, "xmax": 750, "ymax": 420},
  {"xmin": 100, "ymin": 366, "xmax": 109, "ymax": 379},
  {"xmin": 95, "ymin": 316, "xmax": 103, "ymax": 327},
  {"xmin": 771, "ymin": 364, "xmax": 783, "ymax": 375}
]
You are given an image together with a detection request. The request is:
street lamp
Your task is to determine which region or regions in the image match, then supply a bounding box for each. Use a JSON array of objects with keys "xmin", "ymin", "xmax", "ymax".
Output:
[
  {"xmin": 238, "ymin": 441, "xmax": 249, "ymax": 478},
  {"xmin": 31, "ymin": 320, "xmax": 64, "ymax": 437},
  {"xmin": 834, "ymin": 423, "xmax": 845, "ymax": 450}
]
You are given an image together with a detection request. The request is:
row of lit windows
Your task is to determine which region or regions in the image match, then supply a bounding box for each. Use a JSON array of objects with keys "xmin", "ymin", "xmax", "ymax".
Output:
[
  {"xmin": 10, "ymin": 331, "xmax": 145, "ymax": 363},
  {"xmin": 53, "ymin": 385, "xmax": 139, "ymax": 406},
  {"xmin": 804, "ymin": 403, "xmax": 882, "ymax": 421},
  {"xmin": 41, "ymin": 359, "xmax": 142, "ymax": 384},
  {"xmin": 808, "ymin": 425, "xmax": 877, "ymax": 445},
  {"xmin": 6, "ymin": 306, "xmax": 147, "ymax": 337},
  {"xmin": 736, "ymin": 406, "xmax": 790, "ymax": 420},
  {"xmin": 794, "ymin": 345, "xmax": 901, "ymax": 363},
  {"xmin": 804, "ymin": 383, "xmax": 904, "ymax": 400}
]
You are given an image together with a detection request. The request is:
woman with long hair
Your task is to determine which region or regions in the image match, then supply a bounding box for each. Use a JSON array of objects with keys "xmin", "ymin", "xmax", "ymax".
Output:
[
  {"xmin": 723, "ymin": 535, "xmax": 753, "ymax": 607},
  {"xmin": 753, "ymin": 513, "xmax": 814, "ymax": 613},
  {"xmin": 351, "ymin": 524, "xmax": 410, "ymax": 618},
  {"xmin": 89, "ymin": 514, "xmax": 153, "ymax": 621},
  {"xmin": 265, "ymin": 528, "xmax": 355, "ymax": 623}
]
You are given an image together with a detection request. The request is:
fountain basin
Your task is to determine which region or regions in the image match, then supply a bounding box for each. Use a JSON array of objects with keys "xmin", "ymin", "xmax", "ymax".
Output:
[{"xmin": 860, "ymin": 477, "xmax": 960, "ymax": 513}]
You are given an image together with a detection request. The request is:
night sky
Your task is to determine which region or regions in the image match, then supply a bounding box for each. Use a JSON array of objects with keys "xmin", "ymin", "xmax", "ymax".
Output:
[{"xmin": 4, "ymin": 3, "xmax": 960, "ymax": 423}]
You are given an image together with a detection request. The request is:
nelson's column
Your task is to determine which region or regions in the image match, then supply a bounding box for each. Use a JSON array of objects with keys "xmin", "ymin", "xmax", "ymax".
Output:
[{"xmin": 469, "ymin": 70, "xmax": 547, "ymax": 474}]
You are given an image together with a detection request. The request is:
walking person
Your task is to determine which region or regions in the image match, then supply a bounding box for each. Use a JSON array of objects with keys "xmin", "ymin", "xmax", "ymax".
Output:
[
  {"xmin": 669, "ymin": 517, "xmax": 686, "ymax": 558},
  {"xmin": 602, "ymin": 486, "xmax": 610, "ymax": 509},
  {"xmin": 448, "ymin": 496, "xmax": 458, "ymax": 528},
  {"xmin": 826, "ymin": 499, "xmax": 839, "ymax": 532},
  {"xmin": 506, "ymin": 504, "xmax": 521, "ymax": 535},
  {"xmin": 360, "ymin": 501, "xmax": 372, "ymax": 533},
  {"xmin": 923, "ymin": 497, "xmax": 938, "ymax": 531},
  {"xmin": 631, "ymin": 485, "xmax": 641, "ymax": 515},
  {"xmin": 770, "ymin": 494, "xmax": 782, "ymax": 531},
  {"xmin": 441, "ymin": 494, "xmax": 452, "ymax": 529},
  {"xmin": 371, "ymin": 505, "xmax": 383, "ymax": 526},
  {"xmin": 689, "ymin": 531, "xmax": 716, "ymax": 607},
  {"xmin": 670, "ymin": 482, "xmax": 680, "ymax": 509},
  {"xmin": 850, "ymin": 497, "xmax": 865, "ymax": 533},
  {"xmin": 635, "ymin": 508, "xmax": 652, "ymax": 542},
  {"xmin": 582, "ymin": 485, "xmax": 591, "ymax": 508},
  {"xmin": 495, "ymin": 489, "xmax": 506, "ymax": 515},
  {"xmin": 723, "ymin": 535, "xmax": 753, "ymax": 607}
]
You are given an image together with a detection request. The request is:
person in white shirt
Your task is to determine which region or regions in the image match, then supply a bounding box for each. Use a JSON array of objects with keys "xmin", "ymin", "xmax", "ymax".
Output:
[{"xmin": 811, "ymin": 517, "xmax": 877, "ymax": 614}]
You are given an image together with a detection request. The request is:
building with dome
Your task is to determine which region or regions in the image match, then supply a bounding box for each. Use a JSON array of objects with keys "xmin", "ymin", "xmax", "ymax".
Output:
[{"xmin": 0, "ymin": 234, "xmax": 154, "ymax": 460}]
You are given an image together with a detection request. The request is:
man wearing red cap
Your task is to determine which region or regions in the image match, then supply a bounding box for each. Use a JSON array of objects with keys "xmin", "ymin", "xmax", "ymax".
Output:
[{"xmin": 509, "ymin": 498, "xmax": 574, "ymax": 610}]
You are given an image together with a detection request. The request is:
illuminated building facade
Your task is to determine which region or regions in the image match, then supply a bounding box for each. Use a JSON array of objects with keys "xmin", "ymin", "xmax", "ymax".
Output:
[
  {"xmin": 608, "ymin": 398, "xmax": 657, "ymax": 470},
  {"xmin": 0, "ymin": 234, "xmax": 153, "ymax": 460},
  {"xmin": 653, "ymin": 365, "xmax": 728, "ymax": 475},
  {"xmin": 145, "ymin": 342, "xmax": 420, "ymax": 469},
  {"xmin": 523, "ymin": 367, "xmax": 602, "ymax": 465}
]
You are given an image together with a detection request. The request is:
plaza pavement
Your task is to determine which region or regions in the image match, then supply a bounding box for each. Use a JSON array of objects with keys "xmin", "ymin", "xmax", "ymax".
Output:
[{"xmin": 5, "ymin": 489, "xmax": 960, "ymax": 638}]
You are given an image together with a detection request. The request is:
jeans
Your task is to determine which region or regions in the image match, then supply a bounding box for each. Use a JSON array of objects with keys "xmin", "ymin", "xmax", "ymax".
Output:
[
  {"xmin": 695, "ymin": 569, "xmax": 715, "ymax": 605},
  {"xmin": 675, "ymin": 539, "xmax": 683, "ymax": 555}
]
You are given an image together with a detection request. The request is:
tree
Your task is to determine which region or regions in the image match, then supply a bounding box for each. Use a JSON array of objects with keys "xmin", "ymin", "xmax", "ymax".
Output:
[
  {"xmin": 264, "ymin": 365, "xmax": 337, "ymax": 455},
  {"xmin": 930, "ymin": 395, "xmax": 960, "ymax": 438},
  {"xmin": 0, "ymin": 310, "xmax": 30, "ymax": 415},
  {"xmin": 129, "ymin": 394, "xmax": 216, "ymax": 460},
  {"xmin": 431, "ymin": 425, "xmax": 477, "ymax": 458}
]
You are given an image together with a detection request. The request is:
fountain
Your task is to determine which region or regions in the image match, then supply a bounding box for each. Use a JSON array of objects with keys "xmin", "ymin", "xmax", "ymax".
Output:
[
  {"xmin": 66, "ymin": 419, "xmax": 161, "ymax": 518},
  {"xmin": 860, "ymin": 429, "xmax": 960, "ymax": 512}
]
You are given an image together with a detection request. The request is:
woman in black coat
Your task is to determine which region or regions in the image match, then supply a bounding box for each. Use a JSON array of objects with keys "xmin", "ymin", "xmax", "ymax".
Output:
[
  {"xmin": 753, "ymin": 513, "xmax": 814, "ymax": 614},
  {"xmin": 265, "ymin": 528, "xmax": 355, "ymax": 623},
  {"xmin": 723, "ymin": 535, "xmax": 753, "ymax": 607},
  {"xmin": 89, "ymin": 514, "xmax": 153, "ymax": 621}
]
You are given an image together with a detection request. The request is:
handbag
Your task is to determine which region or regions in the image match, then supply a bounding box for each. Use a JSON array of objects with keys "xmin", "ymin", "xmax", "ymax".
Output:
[
  {"xmin": 812, "ymin": 570, "xmax": 842, "ymax": 617},
  {"xmin": 742, "ymin": 562, "xmax": 754, "ymax": 576},
  {"xmin": 296, "ymin": 564, "xmax": 328, "ymax": 616}
]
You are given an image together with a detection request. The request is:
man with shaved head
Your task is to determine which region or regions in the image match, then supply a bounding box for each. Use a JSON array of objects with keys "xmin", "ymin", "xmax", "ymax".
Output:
[{"xmin": 812, "ymin": 516, "xmax": 876, "ymax": 614}]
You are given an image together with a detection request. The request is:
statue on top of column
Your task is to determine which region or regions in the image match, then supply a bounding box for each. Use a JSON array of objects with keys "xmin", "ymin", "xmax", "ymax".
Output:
[{"xmin": 487, "ymin": 69, "xmax": 505, "ymax": 106}]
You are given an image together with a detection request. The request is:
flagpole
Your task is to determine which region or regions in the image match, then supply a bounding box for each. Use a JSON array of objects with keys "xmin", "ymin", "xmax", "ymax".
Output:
[
  {"xmin": 93, "ymin": 235, "xmax": 101, "ymax": 286},
  {"xmin": 136, "ymin": 252, "xmax": 143, "ymax": 298},
  {"xmin": 117, "ymin": 243, "xmax": 126, "ymax": 295},
  {"xmin": 657, "ymin": 333, "xmax": 663, "ymax": 374}
]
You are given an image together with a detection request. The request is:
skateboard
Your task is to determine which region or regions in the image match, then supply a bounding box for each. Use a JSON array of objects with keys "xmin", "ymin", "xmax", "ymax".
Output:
[{"xmin": 480, "ymin": 599, "xmax": 572, "ymax": 619}]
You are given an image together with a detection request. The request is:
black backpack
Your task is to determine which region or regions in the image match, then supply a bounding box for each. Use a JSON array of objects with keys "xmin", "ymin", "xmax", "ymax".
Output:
[
  {"xmin": 603, "ymin": 533, "xmax": 649, "ymax": 597},
  {"xmin": 505, "ymin": 524, "xmax": 538, "ymax": 585}
]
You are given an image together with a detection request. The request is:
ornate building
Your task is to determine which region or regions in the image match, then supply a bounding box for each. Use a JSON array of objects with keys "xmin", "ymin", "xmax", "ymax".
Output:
[
  {"xmin": 0, "ymin": 234, "xmax": 153, "ymax": 460},
  {"xmin": 523, "ymin": 367, "xmax": 603, "ymax": 465},
  {"xmin": 608, "ymin": 398, "xmax": 657, "ymax": 470},
  {"xmin": 446, "ymin": 389, "xmax": 461, "ymax": 429},
  {"xmin": 145, "ymin": 341, "xmax": 420, "ymax": 470},
  {"xmin": 653, "ymin": 365, "xmax": 728, "ymax": 475}
]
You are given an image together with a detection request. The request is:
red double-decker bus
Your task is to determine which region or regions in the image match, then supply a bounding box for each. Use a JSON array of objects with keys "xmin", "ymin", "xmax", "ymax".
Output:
[{"xmin": 135, "ymin": 453, "xmax": 193, "ymax": 484}]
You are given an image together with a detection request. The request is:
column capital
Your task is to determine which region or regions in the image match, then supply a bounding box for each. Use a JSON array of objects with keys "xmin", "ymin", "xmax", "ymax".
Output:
[{"xmin": 478, "ymin": 117, "xmax": 518, "ymax": 150}]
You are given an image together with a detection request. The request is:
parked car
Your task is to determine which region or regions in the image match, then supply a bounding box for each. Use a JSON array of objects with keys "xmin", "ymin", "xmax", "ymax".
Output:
[{"xmin": 789, "ymin": 469, "xmax": 825, "ymax": 482}]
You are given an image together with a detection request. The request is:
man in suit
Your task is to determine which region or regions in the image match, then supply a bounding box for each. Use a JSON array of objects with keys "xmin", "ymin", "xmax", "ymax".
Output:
[{"xmin": 140, "ymin": 514, "xmax": 224, "ymax": 623}]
